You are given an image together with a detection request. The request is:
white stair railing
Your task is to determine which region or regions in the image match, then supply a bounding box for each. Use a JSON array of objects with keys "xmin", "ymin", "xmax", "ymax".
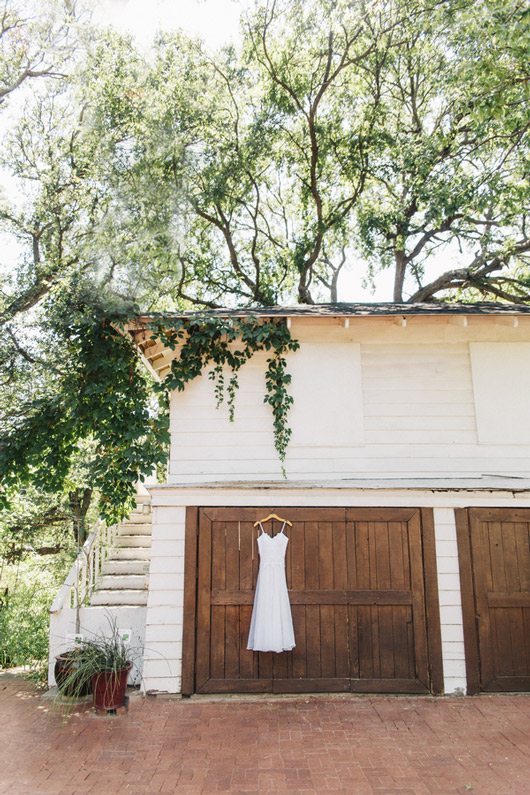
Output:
[{"xmin": 50, "ymin": 519, "xmax": 118, "ymax": 614}]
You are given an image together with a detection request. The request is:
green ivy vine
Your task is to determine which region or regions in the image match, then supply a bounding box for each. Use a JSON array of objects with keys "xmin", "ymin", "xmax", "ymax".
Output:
[
  {"xmin": 149, "ymin": 316, "xmax": 300, "ymax": 470},
  {"xmin": 0, "ymin": 300, "xmax": 299, "ymax": 523},
  {"xmin": 0, "ymin": 297, "xmax": 170, "ymax": 524}
]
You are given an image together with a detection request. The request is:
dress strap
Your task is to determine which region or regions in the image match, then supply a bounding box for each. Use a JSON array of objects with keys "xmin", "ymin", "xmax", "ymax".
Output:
[
  {"xmin": 257, "ymin": 522, "xmax": 265, "ymax": 536},
  {"xmin": 279, "ymin": 522, "xmax": 288, "ymax": 535}
]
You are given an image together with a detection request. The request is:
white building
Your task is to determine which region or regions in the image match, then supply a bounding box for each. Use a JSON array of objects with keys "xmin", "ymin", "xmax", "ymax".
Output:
[{"xmin": 49, "ymin": 303, "xmax": 530, "ymax": 697}]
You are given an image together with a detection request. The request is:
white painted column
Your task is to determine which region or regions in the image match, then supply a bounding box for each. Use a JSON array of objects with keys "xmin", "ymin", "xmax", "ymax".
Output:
[
  {"xmin": 433, "ymin": 507, "xmax": 467, "ymax": 694},
  {"xmin": 142, "ymin": 505, "xmax": 186, "ymax": 693}
]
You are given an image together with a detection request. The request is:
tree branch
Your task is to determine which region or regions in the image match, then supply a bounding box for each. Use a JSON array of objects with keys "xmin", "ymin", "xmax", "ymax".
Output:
[
  {"xmin": 406, "ymin": 237, "xmax": 530, "ymax": 302},
  {"xmin": 192, "ymin": 203, "xmax": 256, "ymax": 295},
  {"xmin": 0, "ymin": 68, "xmax": 66, "ymax": 104}
]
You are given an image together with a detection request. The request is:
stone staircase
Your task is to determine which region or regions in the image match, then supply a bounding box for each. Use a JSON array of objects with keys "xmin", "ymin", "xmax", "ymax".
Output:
[{"xmin": 89, "ymin": 495, "xmax": 152, "ymax": 607}]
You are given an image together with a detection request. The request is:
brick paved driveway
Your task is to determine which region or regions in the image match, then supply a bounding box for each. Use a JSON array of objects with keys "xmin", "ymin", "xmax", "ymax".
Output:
[{"xmin": 1, "ymin": 672, "xmax": 530, "ymax": 794}]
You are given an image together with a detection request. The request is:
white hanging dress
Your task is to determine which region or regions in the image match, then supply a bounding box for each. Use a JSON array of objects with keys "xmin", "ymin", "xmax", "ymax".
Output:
[{"xmin": 247, "ymin": 522, "xmax": 296, "ymax": 653}]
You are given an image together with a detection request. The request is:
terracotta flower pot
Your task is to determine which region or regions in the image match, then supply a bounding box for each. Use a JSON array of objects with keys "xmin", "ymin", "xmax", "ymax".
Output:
[
  {"xmin": 91, "ymin": 664, "xmax": 132, "ymax": 711},
  {"xmin": 55, "ymin": 653, "xmax": 92, "ymax": 697}
]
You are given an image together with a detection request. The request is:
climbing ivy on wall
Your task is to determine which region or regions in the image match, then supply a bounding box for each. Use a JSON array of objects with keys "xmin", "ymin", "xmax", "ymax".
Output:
[
  {"xmin": 150, "ymin": 316, "xmax": 300, "ymax": 469},
  {"xmin": 0, "ymin": 304, "xmax": 299, "ymax": 521}
]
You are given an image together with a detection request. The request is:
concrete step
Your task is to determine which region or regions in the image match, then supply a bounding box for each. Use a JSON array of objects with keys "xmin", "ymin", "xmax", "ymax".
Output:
[
  {"xmin": 126, "ymin": 510, "xmax": 151, "ymax": 522},
  {"xmin": 134, "ymin": 494, "xmax": 151, "ymax": 505},
  {"xmin": 123, "ymin": 512, "xmax": 152, "ymax": 524},
  {"xmin": 90, "ymin": 589, "xmax": 148, "ymax": 606},
  {"xmin": 115, "ymin": 534, "xmax": 152, "ymax": 548},
  {"xmin": 97, "ymin": 574, "xmax": 148, "ymax": 590},
  {"xmin": 118, "ymin": 522, "xmax": 152, "ymax": 535},
  {"xmin": 113, "ymin": 547, "xmax": 151, "ymax": 561},
  {"xmin": 123, "ymin": 511, "xmax": 151, "ymax": 523},
  {"xmin": 101, "ymin": 559, "xmax": 149, "ymax": 575}
]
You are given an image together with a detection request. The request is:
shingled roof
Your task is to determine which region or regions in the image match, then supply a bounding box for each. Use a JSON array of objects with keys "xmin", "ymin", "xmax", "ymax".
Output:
[{"xmin": 136, "ymin": 301, "xmax": 530, "ymax": 320}]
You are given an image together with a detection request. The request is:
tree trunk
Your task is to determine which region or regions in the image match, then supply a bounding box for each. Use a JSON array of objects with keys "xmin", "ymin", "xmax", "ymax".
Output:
[
  {"xmin": 68, "ymin": 488, "xmax": 93, "ymax": 547},
  {"xmin": 393, "ymin": 250, "xmax": 407, "ymax": 302},
  {"xmin": 297, "ymin": 279, "xmax": 314, "ymax": 304}
]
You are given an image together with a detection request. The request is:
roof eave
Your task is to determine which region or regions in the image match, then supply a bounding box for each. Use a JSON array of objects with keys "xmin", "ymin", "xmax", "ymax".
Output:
[{"xmin": 129, "ymin": 301, "xmax": 530, "ymax": 322}]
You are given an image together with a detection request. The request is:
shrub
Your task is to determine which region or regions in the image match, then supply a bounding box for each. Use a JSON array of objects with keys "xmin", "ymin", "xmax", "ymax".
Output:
[{"xmin": 0, "ymin": 556, "xmax": 71, "ymax": 681}]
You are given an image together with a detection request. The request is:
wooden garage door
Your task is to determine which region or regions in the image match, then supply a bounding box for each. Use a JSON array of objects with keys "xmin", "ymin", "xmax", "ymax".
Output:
[
  {"xmin": 183, "ymin": 507, "xmax": 442, "ymax": 695},
  {"xmin": 457, "ymin": 508, "xmax": 530, "ymax": 693}
]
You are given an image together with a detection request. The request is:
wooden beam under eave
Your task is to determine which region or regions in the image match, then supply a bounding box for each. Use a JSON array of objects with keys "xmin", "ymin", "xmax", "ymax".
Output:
[
  {"xmin": 137, "ymin": 350, "xmax": 162, "ymax": 382},
  {"xmin": 143, "ymin": 340, "xmax": 170, "ymax": 361},
  {"xmin": 118, "ymin": 327, "xmax": 162, "ymax": 382},
  {"xmin": 496, "ymin": 316, "xmax": 521, "ymax": 327},
  {"xmin": 149, "ymin": 350, "xmax": 178, "ymax": 370},
  {"xmin": 448, "ymin": 315, "xmax": 468, "ymax": 327}
]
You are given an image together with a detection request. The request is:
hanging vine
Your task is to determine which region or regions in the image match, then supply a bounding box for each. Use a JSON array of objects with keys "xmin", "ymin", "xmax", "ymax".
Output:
[
  {"xmin": 0, "ymin": 304, "xmax": 299, "ymax": 524},
  {"xmin": 149, "ymin": 316, "xmax": 300, "ymax": 472}
]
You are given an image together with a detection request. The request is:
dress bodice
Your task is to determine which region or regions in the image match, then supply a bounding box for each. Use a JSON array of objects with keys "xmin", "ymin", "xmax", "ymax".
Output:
[{"xmin": 257, "ymin": 530, "xmax": 288, "ymax": 565}]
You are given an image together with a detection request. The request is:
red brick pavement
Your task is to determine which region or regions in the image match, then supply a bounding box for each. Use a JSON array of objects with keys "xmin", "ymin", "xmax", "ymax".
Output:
[{"xmin": 1, "ymin": 672, "xmax": 530, "ymax": 794}]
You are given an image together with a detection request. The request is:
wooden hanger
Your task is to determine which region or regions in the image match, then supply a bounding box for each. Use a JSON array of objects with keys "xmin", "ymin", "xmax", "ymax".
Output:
[{"xmin": 254, "ymin": 513, "xmax": 293, "ymax": 527}]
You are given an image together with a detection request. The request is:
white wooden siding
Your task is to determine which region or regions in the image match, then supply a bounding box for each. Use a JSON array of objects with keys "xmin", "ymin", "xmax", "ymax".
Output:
[
  {"xmin": 169, "ymin": 353, "xmax": 281, "ymax": 479},
  {"xmin": 142, "ymin": 505, "xmax": 186, "ymax": 694},
  {"xmin": 288, "ymin": 341, "xmax": 363, "ymax": 446},
  {"xmin": 470, "ymin": 342, "xmax": 530, "ymax": 444},
  {"xmin": 362, "ymin": 344, "xmax": 476, "ymax": 446},
  {"xmin": 168, "ymin": 321, "xmax": 530, "ymax": 483},
  {"xmin": 432, "ymin": 508, "xmax": 466, "ymax": 694}
]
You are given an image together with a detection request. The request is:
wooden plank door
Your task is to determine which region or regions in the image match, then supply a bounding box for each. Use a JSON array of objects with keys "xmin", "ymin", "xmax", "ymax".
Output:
[
  {"xmin": 344, "ymin": 508, "xmax": 431, "ymax": 693},
  {"xmin": 187, "ymin": 507, "xmax": 440, "ymax": 695},
  {"xmin": 457, "ymin": 508, "xmax": 530, "ymax": 693},
  {"xmin": 195, "ymin": 509, "xmax": 268, "ymax": 693}
]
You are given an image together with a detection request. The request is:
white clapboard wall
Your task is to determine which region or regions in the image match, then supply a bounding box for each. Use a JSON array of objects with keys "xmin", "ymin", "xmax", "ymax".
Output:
[{"xmin": 167, "ymin": 317, "xmax": 530, "ymax": 483}]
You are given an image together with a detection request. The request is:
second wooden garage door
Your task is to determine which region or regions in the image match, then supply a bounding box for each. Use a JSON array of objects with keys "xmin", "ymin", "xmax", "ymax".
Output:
[
  {"xmin": 457, "ymin": 508, "xmax": 530, "ymax": 693},
  {"xmin": 183, "ymin": 507, "xmax": 442, "ymax": 695}
]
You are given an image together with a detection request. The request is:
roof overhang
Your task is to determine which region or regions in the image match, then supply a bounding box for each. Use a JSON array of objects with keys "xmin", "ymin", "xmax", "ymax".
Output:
[
  {"xmin": 124, "ymin": 302, "xmax": 530, "ymax": 380},
  {"xmin": 131, "ymin": 301, "xmax": 530, "ymax": 321}
]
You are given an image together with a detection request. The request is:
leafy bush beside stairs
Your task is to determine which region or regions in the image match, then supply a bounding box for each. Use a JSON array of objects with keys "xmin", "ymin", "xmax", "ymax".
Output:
[{"xmin": 0, "ymin": 556, "xmax": 72, "ymax": 682}]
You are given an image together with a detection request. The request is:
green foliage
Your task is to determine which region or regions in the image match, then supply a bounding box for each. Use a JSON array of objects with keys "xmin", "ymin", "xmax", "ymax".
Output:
[
  {"xmin": 355, "ymin": 0, "xmax": 530, "ymax": 301},
  {"xmin": 0, "ymin": 291, "xmax": 299, "ymax": 516},
  {"xmin": 56, "ymin": 0, "xmax": 525, "ymax": 309},
  {"xmin": 0, "ymin": 290, "xmax": 169, "ymax": 522},
  {"xmin": 0, "ymin": 0, "xmax": 77, "ymax": 112},
  {"xmin": 73, "ymin": 1, "xmax": 398, "ymax": 307},
  {"xmin": 264, "ymin": 352, "xmax": 294, "ymax": 468},
  {"xmin": 0, "ymin": 553, "xmax": 72, "ymax": 677},
  {"xmin": 152, "ymin": 316, "xmax": 299, "ymax": 467},
  {"xmin": 75, "ymin": 634, "xmax": 132, "ymax": 674},
  {"xmin": 2, "ymin": 0, "xmax": 529, "ymax": 325},
  {"xmin": 0, "ymin": 485, "xmax": 76, "ymax": 564}
]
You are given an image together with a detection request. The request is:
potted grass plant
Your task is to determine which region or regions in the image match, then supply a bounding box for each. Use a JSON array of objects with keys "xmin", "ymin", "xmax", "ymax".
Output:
[
  {"xmin": 54, "ymin": 648, "xmax": 92, "ymax": 697},
  {"xmin": 57, "ymin": 624, "xmax": 135, "ymax": 712}
]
